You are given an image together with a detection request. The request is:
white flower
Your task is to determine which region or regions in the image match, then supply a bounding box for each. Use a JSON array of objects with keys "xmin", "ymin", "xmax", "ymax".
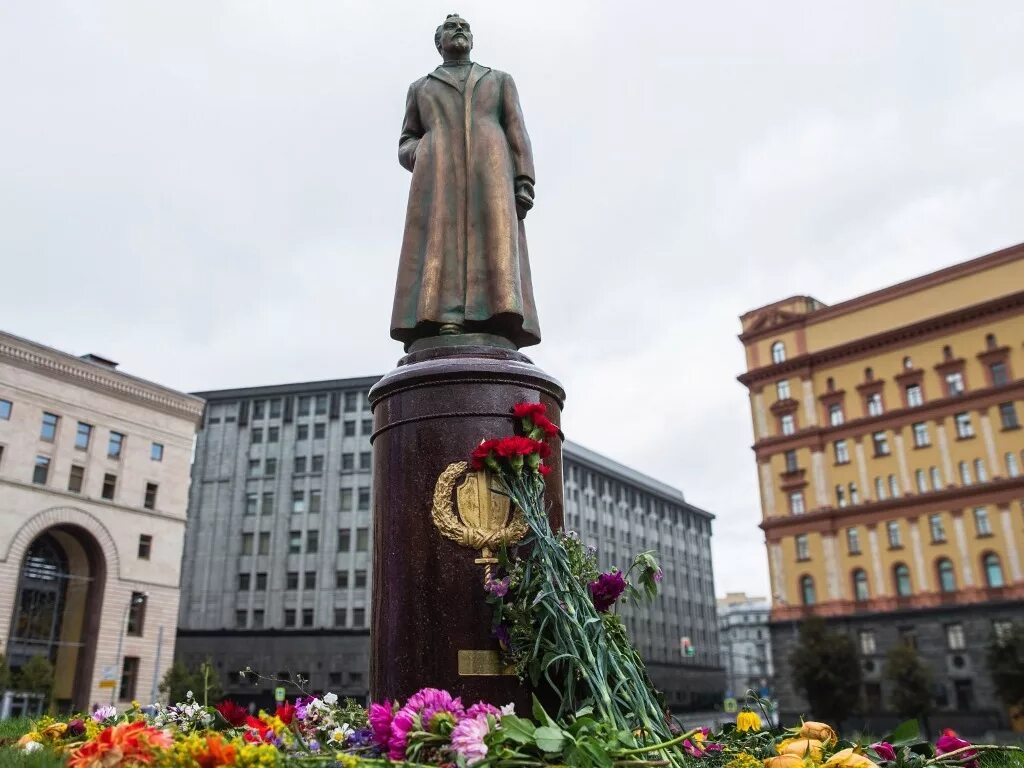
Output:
[
  {"xmin": 500, "ymin": 703, "xmax": 516, "ymax": 716},
  {"xmin": 22, "ymin": 741, "xmax": 43, "ymax": 753},
  {"xmin": 185, "ymin": 690, "xmax": 194, "ymax": 700},
  {"xmin": 329, "ymin": 724, "xmax": 353, "ymax": 744},
  {"xmin": 323, "ymin": 692, "xmax": 338, "ymax": 706}
]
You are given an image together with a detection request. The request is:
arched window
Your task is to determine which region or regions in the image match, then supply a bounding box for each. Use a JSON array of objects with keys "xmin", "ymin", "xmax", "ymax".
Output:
[
  {"xmin": 894, "ymin": 563, "xmax": 912, "ymax": 596},
  {"xmin": 852, "ymin": 569, "xmax": 869, "ymax": 601},
  {"xmin": 864, "ymin": 366, "xmax": 874, "ymax": 381},
  {"xmin": 771, "ymin": 341, "xmax": 786, "ymax": 364},
  {"xmin": 985, "ymin": 333, "xmax": 997, "ymax": 350},
  {"xmin": 936, "ymin": 558, "xmax": 956, "ymax": 593},
  {"xmin": 983, "ymin": 553, "xmax": 1005, "ymax": 588},
  {"xmin": 902, "ymin": 356, "xmax": 913, "ymax": 369},
  {"xmin": 800, "ymin": 575, "xmax": 816, "ymax": 605}
]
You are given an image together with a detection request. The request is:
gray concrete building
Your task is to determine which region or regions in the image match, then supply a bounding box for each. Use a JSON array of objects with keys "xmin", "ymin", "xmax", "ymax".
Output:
[
  {"xmin": 716, "ymin": 592, "xmax": 773, "ymax": 701},
  {"xmin": 176, "ymin": 377, "xmax": 723, "ymax": 709}
]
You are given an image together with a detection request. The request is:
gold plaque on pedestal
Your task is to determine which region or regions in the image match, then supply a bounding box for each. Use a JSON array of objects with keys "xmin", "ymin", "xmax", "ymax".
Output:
[{"xmin": 458, "ymin": 649, "xmax": 515, "ymax": 676}]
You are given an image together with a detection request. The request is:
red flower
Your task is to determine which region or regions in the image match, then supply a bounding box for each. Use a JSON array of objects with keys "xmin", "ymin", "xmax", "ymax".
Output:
[
  {"xmin": 512, "ymin": 402, "xmax": 547, "ymax": 420},
  {"xmin": 495, "ymin": 435, "xmax": 539, "ymax": 457},
  {"xmin": 532, "ymin": 413, "xmax": 560, "ymax": 437},
  {"xmin": 196, "ymin": 734, "xmax": 237, "ymax": 768},
  {"xmin": 275, "ymin": 701, "xmax": 296, "ymax": 724},
  {"xmin": 538, "ymin": 463, "xmax": 551, "ymax": 476},
  {"xmin": 470, "ymin": 439, "xmax": 501, "ymax": 470},
  {"xmin": 215, "ymin": 699, "xmax": 249, "ymax": 727},
  {"xmin": 68, "ymin": 721, "xmax": 172, "ymax": 768}
]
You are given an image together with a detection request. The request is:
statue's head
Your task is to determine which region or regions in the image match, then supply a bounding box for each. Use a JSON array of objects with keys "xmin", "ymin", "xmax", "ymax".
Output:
[{"xmin": 435, "ymin": 13, "xmax": 473, "ymax": 58}]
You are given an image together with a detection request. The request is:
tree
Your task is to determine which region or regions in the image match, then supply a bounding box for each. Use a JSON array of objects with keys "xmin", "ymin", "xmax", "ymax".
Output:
[
  {"xmin": 789, "ymin": 617, "xmax": 862, "ymax": 726},
  {"xmin": 15, "ymin": 656, "xmax": 54, "ymax": 702},
  {"xmin": 987, "ymin": 622, "xmax": 1024, "ymax": 713},
  {"xmin": 159, "ymin": 659, "xmax": 223, "ymax": 705},
  {"xmin": 884, "ymin": 644, "xmax": 932, "ymax": 722}
]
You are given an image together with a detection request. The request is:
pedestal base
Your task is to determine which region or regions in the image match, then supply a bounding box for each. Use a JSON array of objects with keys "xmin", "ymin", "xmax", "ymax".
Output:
[{"xmin": 368, "ymin": 345, "xmax": 565, "ymax": 706}]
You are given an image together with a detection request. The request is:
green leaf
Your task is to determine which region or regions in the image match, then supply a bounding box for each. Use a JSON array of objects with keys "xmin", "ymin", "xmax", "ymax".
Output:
[
  {"xmin": 499, "ymin": 715, "xmax": 536, "ymax": 745},
  {"xmin": 534, "ymin": 725, "xmax": 567, "ymax": 753},
  {"xmin": 532, "ymin": 694, "xmax": 557, "ymax": 728},
  {"xmin": 889, "ymin": 719, "xmax": 920, "ymax": 745},
  {"xmin": 574, "ymin": 705, "xmax": 594, "ymax": 718}
]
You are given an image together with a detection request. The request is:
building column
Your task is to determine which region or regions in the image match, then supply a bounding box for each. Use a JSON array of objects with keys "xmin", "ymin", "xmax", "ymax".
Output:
[
  {"xmin": 908, "ymin": 517, "xmax": 930, "ymax": 592},
  {"xmin": 867, "ymin": 525, "xmax": 886, "ymax": 596},
  {"xmin": 951, "ymin": 511, "xmax": 975, "ymax": 586},
  {"xmin": 854, "ymin": 440, "xmax": 871, "ymax": 501},
  {"xmin": 752, "ymin": 392, "xmax": 769, "ymax": 440},
  {"xmin": 999, "ymin": 503, "xmax": 1022, "ymax": 582},
  {"xmin": 935, "ymin": 419, "xmax": 955, "ymax": 487},
  {"xmin": 769, "ymin": 542, "xmax": 788, "ymax": 604},
  {"xmin": 979, "ymin": 410, "xmax": 1001, "ymax": 479},
  {"xmin": 759, "ymin": 460, "xmax": 777, "ymax": 517},
  {"xmin": 822, "ymin": 534, "xmax": 842, "ymax": 599},
  {"xmin": 811, "ymin": 449, "xmax": 829, "ymax": 507},
  {"xmin": 893, "ymin": 429, "xmax": 912, "ymax": 493},
  {"xmin": 802, "ymin": 379, "xmax": 818, "ymax": 427}
]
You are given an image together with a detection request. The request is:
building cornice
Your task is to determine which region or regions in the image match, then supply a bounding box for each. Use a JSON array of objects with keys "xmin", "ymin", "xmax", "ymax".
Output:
[
  {"xmin": 738, "ymin": 288, "xmax": 1024, "ymax": 387},
  {"xmin": 0, "ymin": 331, "xmax": 205, "ymax": 424},
  {"xmin": 738, "ymin": 241, "xmax": 1024, "ymax": 345}
]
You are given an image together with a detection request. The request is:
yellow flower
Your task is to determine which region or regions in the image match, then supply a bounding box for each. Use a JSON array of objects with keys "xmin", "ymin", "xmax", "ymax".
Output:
[
  {"xmin": 41, "ymin": 723, "xmax": 68, "ymax": 740},
  {"xmin": 765, "ymin": 755, "xmax": 807, "ymax": 768},
  {"xmin": 799, "ymin": 721, "xmax": 838, "ymax": 745},
  {"xmin": 727, "ymin": 752, "xmax": 764, "ymax": 768},
  {"xmin": 779, "ymin": 738, "xmax": 825, "ymax": 761},
  {"xmin": 824, "ymin": 748, "xmax": 878, "ymax": 768},
  {"xmin": 737, "ymin": 709, "xmax": 763, "ymax": 732}
]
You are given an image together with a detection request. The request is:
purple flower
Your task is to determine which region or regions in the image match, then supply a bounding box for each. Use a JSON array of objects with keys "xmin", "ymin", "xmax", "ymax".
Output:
[
  {"xmin": 348, "ymin": 727, "xmax": 375, "ymax": 748},
  {"xmin": 485, "ymin": 577, "xmax": 509, "ymax": 597},
  {"xmin": 589, "ymin": 570, "xmax": 627, "ymax": 612},
  {"xmin": 494, "ymin": 624, "xmax": 511, "ymax": 650},
  {"xmin": 67, "ymin": 719, "xmax": 86, "ymax": 737},
  {"xmin": 451, "ymin": 713, "xmax": 490, "ymax": 765},
  {"xmin": 382, "ymin": 688, "xmax": 465, "ymax": 760},
  {"xmin": 871, "ymin": 742, "xmax": 896, "ymax": 761},
  {"xmin": 307, "ymin": 739, "xmax": 320, "ymax": 752},
  {"xmin": 91, "ymin": 705, "xmax": 117, "ymax": 722},
  {"xmin": 653, "ymin": 568, "xmax": 664, "ymax": 583},
  {"xmin": 466, "ymin": 702, "xmax": 501, "ymax": 718}
]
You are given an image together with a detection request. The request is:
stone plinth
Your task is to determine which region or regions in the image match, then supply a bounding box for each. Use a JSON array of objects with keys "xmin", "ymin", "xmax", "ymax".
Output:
[{"xmin": 368, "ymin": 344, "xmax": 565, "ymax": 706}]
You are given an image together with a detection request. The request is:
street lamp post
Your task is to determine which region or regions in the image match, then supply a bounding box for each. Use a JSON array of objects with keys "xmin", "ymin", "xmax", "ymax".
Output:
[{"xmin": 111, "ymin": 592, "xmax": 147, "ymax": 705}]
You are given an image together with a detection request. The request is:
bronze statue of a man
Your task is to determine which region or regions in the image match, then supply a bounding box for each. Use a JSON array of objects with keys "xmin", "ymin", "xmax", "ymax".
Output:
[{"xmin": 390, "ymin": 14, "xmax": 540, "ymax": 350}]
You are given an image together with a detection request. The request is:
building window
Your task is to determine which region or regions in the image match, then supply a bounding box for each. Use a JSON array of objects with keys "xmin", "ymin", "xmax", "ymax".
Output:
[
  {"xmin": 834, "ymin": 440, "xmax": 849, "ymax": 464},
  {"xmin": 999, "ymin": 402, "xmax": 1020, "ymax": 429},
  {"xmin": 1007, "ymin": 452, "xmax": 1021, "ymax": 478},
  {"xmin": 74, "ymin": 422, "xmax": 92, "ymax": 450},
  {"xmin": 268, "ymin": 399, "xmax": 282, "ymax": 418},
  {"xmin": 297, "ymin": 395, "xmax": 311, "ymax": 416},
  {"xmin": 344, "ymin": 392, "xmax": 358, "ymax": 412},
  {"xmin": 954, "ymin": 412, "xmax": 974, "ymax": 439},
  {"xmin": 983, "ymin": 553, "xmax": 1004, "ymax": 588},
  {"xmin": 288, "ymin": 531, "xmax": 302, "ymax": 554},
  {"xmin": 304, "ymin": 570, "xmax": 316, "ymax": 589},
  {"xmin": 245, "ymin": 493, "xmax": 258, "ymax": 516},
  {"xmin": 946, "ymin": 623, "xmax": 966, "ymax": 650},
  {"xmin": 929, "ymin": 514, "xmax": 946, "ymax": 543},
  {"xmin": 108, "ymin": 431, "xmax": 125, "ymax": 459},
  {"xmin": 936, "ymin": 558, "xmax": 956, "ymax": 592},
  {"xmin": 945, "ymin": 371, "xmax": 965, "ymax": 397},
  {"xmin": 872, "ymin": 431, "xmax": 890, "ymax": 456},
  {"xmin": 866, "ymin": 392, "xmax": 884, "ymax": 417},
  {"xmin": 151, "ymin": 443, "xmax": 164, "ymax": 461},
  {"xmin": 784, "ymin": 449, "xmax": 798, "ymax": 473},
  {"xmin": 848, "ymin": 482, "xmax": 859, "ymax": 504},
  {"xmin": 354, "ymin": 569, "xmax": 367, "ymax": 588},
  {"xmin": 776, "ymin": 379, "xmax": 790, "ymax": 400},
  {"xmin": 343, "ymin": 420, "xmax": 356, "ymax": 437},
  {"xmin": 800, "ymin": 575, "xmax": 815, "ymax": 605},
  {"xmin": 874, "ymin": 476, "xmax": 887, "ymax": 500},
  {"xmin": 789, "ymin": 492, "xmax": 805, "ymax": 515},
  {"xmin": 314, "ymin": 423, "xmax": 326, "ymax": 439},
  {"xmin": 258, "ymin": 532, "xmax": 270, "ymax": 555},
  {"xmin": 252, "ymin": 428, "xmax": 264, "ymax": 444},
  {"xmin": 306, "ymin": 530, "xmax": 319, "ymax": 553},
  {"xmin": 974, "ymin": 507, "xmax": 992, "ymax": 536},
  {"xmin": 126, "ymin": 593, "xmax": 147, "ymax": 636},
  {"xmin": 261, "ymin": 492, "xmax": 275, "ymax": 515},
  {"xmin": 284, "ymin": 609, "xmax": 296, "ymax": 628},
  {"xmin": 887, "ymin": 521, "xmax": 902, "ymax": 548},
  {"xmin": 238, "ymin": 573, "xmax": 251, "ymax": 591},
  {"xmin": 241, "ymin": 533, "xmax": 254, "ymax": 555},
  {"xmin": 990, "ymin": 362, "xmax": 1009, "ymax": 387},
  {"xmin": 356, "ymin": 528, "xmax": 369, "ymax": 552},
  {"xmin": 101, "ymin": 473, "xmax": 117, "ymax": 500},
  {"xmin": 68, "ymin": 464, "xmax": 85, "ymax": 493},
  {"xmin": 336, "ymin": 570, "xmax": 349, "ymax": 588},
  {"xmin": 302, "ymin": 608, "xmax": 314, "ymax": 628},
  {"xmin": 847, "ymin": 527, "xmax": 860, "ymax": 555},
  {"xmin": 40, "ymin": 412, "xmax": 59, "ymax": 442},
  {"xmin": 265, "ymin": 458, "xmax": 277, "ymax": 476},
  {"xmin": 0, "ymin": 399, "xmax": 11, "ymax": 419},
  {"xmin": 362, "ymin": 418, "xmax": 372, "ymax": 434},
  {"xmin": 894, "ymin": 564, "xmax": 912, "ymax": 596},
  {"xmin": 771, "ymin": 341, "xmax": 786, "ymax": 364},
  {"xmin": 119, "ymin": 657, "xmax": 140, "ymax": 702},
  {"xmin": 235, "ymin": 610, "xmax": 247, "ymax": 629},
  {"xmin": 342, "ymin": 453, "xmax": 354, "ymax": 471},
  {"xmin": 859, "ymin": 630, "xmax": 876, "ymax": 654},
  {"xmin": 247, "ymin": 459, "xmax": 260, "ymax": 478},
  {"xmin": 294, "ymin": 456, "xmax": 307, "ymax": 474},
  {"xmin": 915, "ymin": 469, "xmax": 928, "ymax": 493},
  {"xmin": 138, "ymin": 535, "xmax": 152, "ymax": 559},
  {"xmin": 256, "ymin": 572, "xmax": 267, "ymax": 590},
  {"xmin": 352, "ymin": 607, "xmax": 366, "ymax": 627},
  {"xmin": 828, "ymin": 403, "xmax": 844, "ymax": 426},
  {"xmin": 930, "ymin": 466, "xmax": 942, "ymax": 490},
  {"xmin": 359, "ymin": 451, "xmax": 372, "ymax": 470},
  {"xmin": 974, "ymin": 459, "xmax": 987, "ymax": 482},
  {"xmin": 835, "ymin": 485, "xmax": 846, "ymax": 508},
  {"xmin": 334, "ymin": 609, "xmax": 347, "ymax": 627},
  {"xmin": 959, "ymin": 461, "xmax": 972, "ymax": 485},
  {"xmin": 309, "ymin": 490, "xmax": 321, "ymax": 514},
  {"xmin": 358, "ymin": 488, "xmax": 370, "ymax": 510},
  {"xmin": 292, "ymin": 491, "xmax": 305, "ymax": 514},
  {"xmin": 912, "ymin": 422, "xmax": 930, "ymax": 447},
  {"xmin": 286, "ymin": 571, "xmax": 299, "ymax": 589},
  {"xmin": 338, "ymin": 527, "xmax": 351, "ymax": 552},
  {"xmin": 906, "ymin": 384, "xmax": 923, "ymax": 407},
  {"xmin": 795, "ymin": 534, "xmax": 810, "ymax": 561},
  {"xmin": 143, "ymin": 482, "xmax": 158, "ymax": 510},
  {"xmin": 311, "ymin": 455, "xmax": 324, "ymax": 473},
  {"xmin": 852, "ymin": 569, "xmax": 870, "ymax": 601}
]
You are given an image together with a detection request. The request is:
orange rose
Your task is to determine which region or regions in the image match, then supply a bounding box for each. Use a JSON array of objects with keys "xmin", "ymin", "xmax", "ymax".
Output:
[
  {"xmin": 824, "ymin": 748, "xmax": 878, "ymax": 768},
  {"xmin": 780, "ymin": 738, "xmax": 824, "ymax": 761},
  {"xmin": 765, "ymin": 755, "xmax": 807, "ymax": 768},
  {"xmin": 800, "ymin": 721, "xmax": 838, "ymax": 744}
]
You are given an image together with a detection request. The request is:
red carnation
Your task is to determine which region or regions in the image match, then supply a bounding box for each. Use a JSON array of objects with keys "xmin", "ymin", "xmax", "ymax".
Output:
[
  {"xmin": 538, "ymin": 463, "xmax": 552, "ymax": 476},
  {"xmin": 275, "ymin": 701, "xmax": 296, "ymax": 724},
  {"xmin": 512, "ymin": 402, "xmax": 547, "ymax": 420},
  {"xmin": 532, "ymin": 414, "xmax": 560, "ymax": 437},
  {"xmin": 495, "ymin": 436, "xmax": 539, "ymax": 457},
  {"xmin": 470, "ymin": 438, "xmax": 501, "ymax": 470},
  {"xmin": 215, "ymin": 699, "xmax": 249, "ymax": 727}
]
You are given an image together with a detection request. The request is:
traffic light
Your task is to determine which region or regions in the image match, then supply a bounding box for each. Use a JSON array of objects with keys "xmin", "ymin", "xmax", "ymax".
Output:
[{"xmin": 680, "ymin": 636, "xmax": 695, "ymax": 657}]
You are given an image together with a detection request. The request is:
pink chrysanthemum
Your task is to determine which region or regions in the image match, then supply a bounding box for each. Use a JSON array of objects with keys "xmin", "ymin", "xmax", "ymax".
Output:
[{"xmin": 450, "ymin": 713, "xmax": 490, "ymax": 765}]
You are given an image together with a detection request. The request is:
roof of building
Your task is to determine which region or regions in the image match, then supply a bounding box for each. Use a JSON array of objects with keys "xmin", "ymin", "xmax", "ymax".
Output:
[{"xmin": 192, "ymin": 375, "xmax": 382, "ymax": 400}]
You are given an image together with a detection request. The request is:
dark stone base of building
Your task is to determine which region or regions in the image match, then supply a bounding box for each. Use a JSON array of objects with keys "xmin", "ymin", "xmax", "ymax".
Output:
[
  {"xmin": 368, "ymin": 344, "xmax": 566, "ymax": 708},
  {"xmin": 770, "ymin": 600, "xmax": 1024, "ymax": 738}
]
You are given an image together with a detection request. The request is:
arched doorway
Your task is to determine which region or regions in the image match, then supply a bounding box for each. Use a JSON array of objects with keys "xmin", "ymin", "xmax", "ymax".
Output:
[{"xmin": 7, "ymin": 526, "xmax": 106, "ymax": 711}]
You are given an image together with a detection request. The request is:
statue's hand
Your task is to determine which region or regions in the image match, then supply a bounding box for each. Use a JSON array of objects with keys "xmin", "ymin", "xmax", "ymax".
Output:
[{"xmin": 515, "ymin": 178, "xmax": 535, "ymax": 220}]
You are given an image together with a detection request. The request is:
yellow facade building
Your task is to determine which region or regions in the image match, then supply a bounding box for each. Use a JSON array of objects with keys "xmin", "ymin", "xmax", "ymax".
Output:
[{"xmin": 737, "ymin": 242, "xmax": 1024, "ymax": 730}]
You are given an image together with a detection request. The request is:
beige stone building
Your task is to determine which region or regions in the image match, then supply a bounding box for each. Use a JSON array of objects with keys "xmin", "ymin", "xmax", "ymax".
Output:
[{"xmin": 0, "ymin": 330, "xmax": 203, "ymax": 710}]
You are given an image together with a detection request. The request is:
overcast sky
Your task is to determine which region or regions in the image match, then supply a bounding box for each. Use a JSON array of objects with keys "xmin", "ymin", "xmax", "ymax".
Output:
[{"xmin": 3, "ymin": 2, "xmax": 1024, "ymax": 600}]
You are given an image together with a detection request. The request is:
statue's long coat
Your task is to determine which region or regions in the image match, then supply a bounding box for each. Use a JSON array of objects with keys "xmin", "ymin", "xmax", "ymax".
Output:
[{"xmin": 391, "ymin": 63, "xmax": 541, "ymax": 349}]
